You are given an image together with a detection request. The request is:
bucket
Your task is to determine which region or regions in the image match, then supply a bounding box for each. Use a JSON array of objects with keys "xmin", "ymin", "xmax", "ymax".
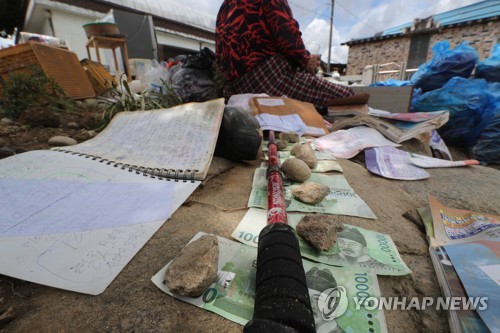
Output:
[{"xmin": 83, "ymin": 23, "xmax": 120, "ymax": 38}]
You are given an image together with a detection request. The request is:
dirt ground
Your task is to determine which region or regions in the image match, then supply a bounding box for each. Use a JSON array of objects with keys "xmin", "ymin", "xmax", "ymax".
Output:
[{"xmin": 0, "ymin": 107, "xmax": 499, "ymax": 333}]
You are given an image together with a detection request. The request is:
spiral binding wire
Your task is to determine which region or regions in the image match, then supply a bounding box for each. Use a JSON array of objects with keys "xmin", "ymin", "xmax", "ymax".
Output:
[{"xmin": 53, "ymin": 148, "xmax": 199, "ymax": 182}]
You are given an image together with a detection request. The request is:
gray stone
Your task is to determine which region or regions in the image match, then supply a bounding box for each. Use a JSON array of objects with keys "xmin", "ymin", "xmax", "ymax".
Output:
[
  {"xmin": 47, "ymin": 136, "xmax": 78, "ymax": 146},
  {"xmin": 1, "ymin": 117, "xmax": 14, "ymax": 125},
  {"xmin": 296, "ymin": 214, "xmax": 345, "ymax": 251},
  {"xmin": 165, "ymin": 234, "xmax": 219, "ymax": 297},
  {"xmin": 294, "ymin": 143, "xmax": 318, "ymax": 169},
  {"xmin": 67, "ymin": 122, "xmax": 80, "ymax": 129},
  {"xmin": 73, "ymin": 129, "xmax": 98, "ymax": 142},
  {"xmin": 279, "ymin": 132, "xmax": 300, "ymax": 143},
  {"xmin": 83, "ymin": 98, "xmax": 99, "ymax": 108},
  {"xmin": 281, "ymin": 158, "xmax": 311, "ymax": 182},
  {"xmin": 290, "ymin": 142, "xmax": 301, "ymax": 156},
  {"xmin": 292, "ymin": 182, "xmax": 330, "ymax": 204},
  {"xmin": 276, "ymin": 139, "xmax": 288, "ymax": 151}
]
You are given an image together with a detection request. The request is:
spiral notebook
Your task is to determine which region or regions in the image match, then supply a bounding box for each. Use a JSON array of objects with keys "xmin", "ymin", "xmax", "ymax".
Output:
[
  {"xmin": 0, "ymin": 98, "xmax": 224, "ymax": 294},
  {"xmin": 55, "ymin": 98, "xmax": 225, "ymax": 182}
]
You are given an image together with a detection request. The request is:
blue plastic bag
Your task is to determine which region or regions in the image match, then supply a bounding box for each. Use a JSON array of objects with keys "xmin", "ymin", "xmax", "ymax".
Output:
[
  {"xmin": 412, "ymin": 77, "xmax": 495, "ymax": 147},
  {"xmin": 475, "ymin": 44, "xmax": 500, "ymax": 82},
  {"xmin": 473, "ymin": 114, "xmax": 500, "ymax": 165},
  {"xmin": 410, "ymin": 41, "xmax": 478, "ymax": 92},
  {"xmin": 370, "ymin": 79, "xmax": 411, "ymax": 87},
  {"xmin": 472, "ymin": 82, "xmax": 500, "ymax": 164}
]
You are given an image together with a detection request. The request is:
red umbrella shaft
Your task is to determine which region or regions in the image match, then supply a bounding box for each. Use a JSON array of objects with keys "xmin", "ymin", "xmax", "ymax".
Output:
[
  {"xmin": 245, "ymin": 130, "xmax": 316, "ymax": 333},
  {"xmin": 266, "ymin": 131, "xmax": 288, "ymax": 225}
]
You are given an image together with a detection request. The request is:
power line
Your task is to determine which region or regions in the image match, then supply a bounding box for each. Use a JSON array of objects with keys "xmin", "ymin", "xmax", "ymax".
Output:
[
  {"xmin": 289, "ymin": 0, "xmax": 330, "ymax": 21},
  {"xmin": 335, "ymin": 0, "xmax": 382, "ymax": 33},
  {"xmin": 290, "ymin": 0, "xmax": 383, "ymax": 34}
]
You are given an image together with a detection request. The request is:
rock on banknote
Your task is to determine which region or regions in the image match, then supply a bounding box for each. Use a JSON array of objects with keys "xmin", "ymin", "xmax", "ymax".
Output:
[
  {"xmin": 248, "ymin": 167, "xmax": 376, "ymax": 219},
  {"xmin": 152, "ymin": 232, "xmax": 388, "ymax": 333},
  {"xmin": 232, "ymin": 208, "xmax": 411, "ymax": 276},
  {"xmin": 263, "ymin": 151, "xmax": 343, "ymax": 173}
]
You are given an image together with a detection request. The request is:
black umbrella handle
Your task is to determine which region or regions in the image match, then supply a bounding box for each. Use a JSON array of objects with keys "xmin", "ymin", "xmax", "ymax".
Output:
[{"xmin": 244, "ymin": 224, "xmax": 316, "ymax": 333}]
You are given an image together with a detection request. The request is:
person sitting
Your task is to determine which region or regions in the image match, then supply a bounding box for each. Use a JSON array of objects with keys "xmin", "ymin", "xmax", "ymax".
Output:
[{"xmin": 215, "ymin": 0, "xmax": 355, "ymax": 114}]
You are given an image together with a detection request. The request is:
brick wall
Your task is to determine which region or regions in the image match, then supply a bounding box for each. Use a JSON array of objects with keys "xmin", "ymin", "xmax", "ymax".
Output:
[
  {"xmin": 346, "ymin": 38, "xmax": 411, "ymax": 76},
  {"xmin": 346, "ymin": 20, "xmax": 499, "ymax": 77},
  {"xmin": 430, "ymin": 22, "xmax": 498, "ymax": 61}
]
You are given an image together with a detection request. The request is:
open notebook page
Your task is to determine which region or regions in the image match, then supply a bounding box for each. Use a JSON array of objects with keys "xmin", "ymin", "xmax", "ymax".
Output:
[{"xmin": 55, "ymin": 98, "xmax": 225, "ymax": 180}]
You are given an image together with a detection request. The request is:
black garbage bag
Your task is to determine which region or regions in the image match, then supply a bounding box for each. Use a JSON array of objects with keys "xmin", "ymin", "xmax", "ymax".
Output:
[
  {"xmin": 168, "ymin": 47, "xmax": 219, "ymax": 102},
  {"xmin": 215, "ymin": 107, "xmax": 262, "ymax": 161}
]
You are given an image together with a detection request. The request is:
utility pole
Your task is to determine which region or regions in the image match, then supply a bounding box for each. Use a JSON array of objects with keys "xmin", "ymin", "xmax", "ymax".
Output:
[{"xmin": 327, "ymin": 0, "xmax": 334, "ymax": 73}]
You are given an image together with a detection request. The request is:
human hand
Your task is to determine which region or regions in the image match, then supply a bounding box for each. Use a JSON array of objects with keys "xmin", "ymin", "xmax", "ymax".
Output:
[{"xmin": 306, "ymin": 55, "xmax": 320, "ymax": 74}]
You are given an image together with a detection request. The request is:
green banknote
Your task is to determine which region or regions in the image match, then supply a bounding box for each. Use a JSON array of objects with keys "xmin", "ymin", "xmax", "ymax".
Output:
[
  {"xmin": 248, "ymin": 167, "xmax": 376, "ymax": 219},
  {"xmin": 232, "ymin": 208, "xmax": 411, "ymax": 276},
  {"xmin": 152, "ymin": 232, "xmax": 388, "ymax": 333}
]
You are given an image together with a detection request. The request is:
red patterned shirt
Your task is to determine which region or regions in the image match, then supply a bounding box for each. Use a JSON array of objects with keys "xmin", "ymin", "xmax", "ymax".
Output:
[{"xmin": 216, "ymin": 0, "xmax": 310, "ymax": 81}]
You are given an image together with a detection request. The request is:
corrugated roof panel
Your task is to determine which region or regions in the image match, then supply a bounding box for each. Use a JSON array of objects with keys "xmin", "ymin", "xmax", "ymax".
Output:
[
  {"xmin": 382, "ymin": 0, "xmax": 499, "ymax": 36},
  {"xmin": 104, "ymin": 0, "xmax": 215, "ymax": 32},
  {"xmin": 382, "ymin": 23, "xmax": 412, "ymax": 36},
  {"xmin": 435, "ymin": 0, "xmax": 500, "ymax": 25}
]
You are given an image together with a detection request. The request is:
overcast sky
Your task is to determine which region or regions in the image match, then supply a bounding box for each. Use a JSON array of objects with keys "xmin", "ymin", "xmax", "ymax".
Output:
[{"xmin": 185, "ymin": 0, "xmax": 485, "ymax": 63}]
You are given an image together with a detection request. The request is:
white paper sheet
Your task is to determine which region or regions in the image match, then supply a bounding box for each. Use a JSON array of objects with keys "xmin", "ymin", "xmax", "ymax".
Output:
[
  {"xmin": 305, "ymin": 125, "xmax": 327, "ymax": 136},
  {"xmin": 408, "ymin": 153, "xmax": 479, "ymax": 168},
  {"xmin": 255, "ymin": 113, "xmax": 307, "ymax": 135},
  {"xmin": 313, "ymin": 126, "xmax": 400, "ymax": 159},
  {"xmin": 256, "ymin": 98, "xmax": 285, "ymax": 106},
  {"xmin": 0, "ymin": 174, "xmax": 198, "ymax": 295},
  {"xmin": 0, "ymin": 150, "xmax": 174, "ymax": 237},
  {"xmin": 365, "ymin": 147, "xmax": 430, "ymax": 180},
  {"xmin": 227, "ymin": 93, "xmax": 269, "ymax": 113}
]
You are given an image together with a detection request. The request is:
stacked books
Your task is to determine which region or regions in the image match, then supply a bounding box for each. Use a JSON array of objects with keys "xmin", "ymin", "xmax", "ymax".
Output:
[
  {"xmin": 327, "ymin": 106, "xmax": 449, "ymax": 144},
  {"xmin": 418, "ymin": 196, "xmax": 499, "ymax": 333}
]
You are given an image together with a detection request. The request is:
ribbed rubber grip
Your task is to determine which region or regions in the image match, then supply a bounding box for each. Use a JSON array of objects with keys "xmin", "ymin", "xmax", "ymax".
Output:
[{"xmin": 244, "ymin": 223, "xmax": 316, "ymax": 333}]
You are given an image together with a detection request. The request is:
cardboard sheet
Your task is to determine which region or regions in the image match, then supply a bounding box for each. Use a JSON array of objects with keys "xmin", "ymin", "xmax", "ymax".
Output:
[{"xmin": 250, "ymin": 97, "xmax": 328, "ymax": 136}]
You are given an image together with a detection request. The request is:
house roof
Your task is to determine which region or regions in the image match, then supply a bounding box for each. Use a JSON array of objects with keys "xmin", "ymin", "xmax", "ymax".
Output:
[
  {"xmin": 103, "ymin": 0, "xmax": 216, "ymax": 33},
  {"xmin": 48, "ymin": 0, "xmax": 216, "ymax": 41},
  {"xmin": 344, "ymin": 0, "xmax": 500, "ymax": 46}
]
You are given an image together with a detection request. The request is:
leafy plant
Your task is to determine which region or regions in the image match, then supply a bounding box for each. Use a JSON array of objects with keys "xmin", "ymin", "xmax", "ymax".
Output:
[
  {"xmin": 0, "ymin": 66, "xmax": 75, "ymax": 119},
  {"xmin": 96, "ymin": 77, "xmax": 183, "ymax": 130},
  {"xmin": 95, "ymin": 60, "xmax": 225, "ymax": 131}
]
